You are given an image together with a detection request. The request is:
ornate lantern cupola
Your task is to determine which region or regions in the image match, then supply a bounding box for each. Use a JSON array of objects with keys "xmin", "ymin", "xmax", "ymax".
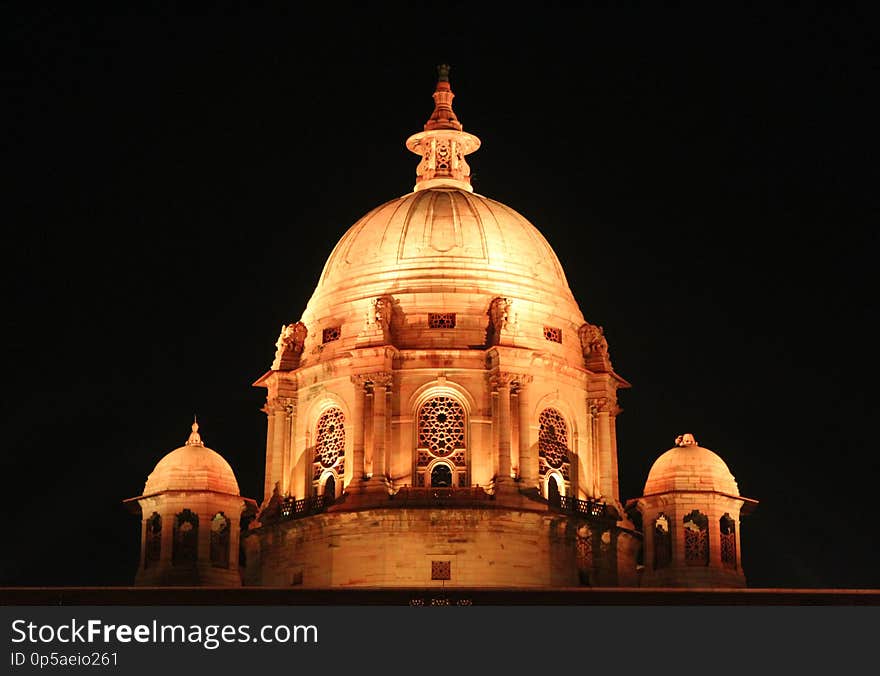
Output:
[{"xmin": 405, "ymin": 64, "xmax": 481, "ymax": 192}]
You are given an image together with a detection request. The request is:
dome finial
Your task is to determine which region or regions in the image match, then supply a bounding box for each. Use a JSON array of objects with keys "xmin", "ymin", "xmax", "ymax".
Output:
[
  {"xmin": 675, "ymin": 433, "xmax": 698, "ymax": 447},
  {"xmin": 405, "ymin": 65, "xmax": 481, "ymax": 192},
  {"xmin": 187, "ymin": 416, "xmax": 204, "ymax": 446},
  {"xmin": 424, "ymin": 63, "xmax": 462, "ymax": 132}
]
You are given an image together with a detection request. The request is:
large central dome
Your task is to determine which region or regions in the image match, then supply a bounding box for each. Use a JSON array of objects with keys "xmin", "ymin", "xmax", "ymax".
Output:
[
  {"xmin": 297, "ymin": 66, "xmax": 586, "ymax": 362},
  {"xmin": 313, "ymin": 187, "xmax": 575, "ymax": 307}
]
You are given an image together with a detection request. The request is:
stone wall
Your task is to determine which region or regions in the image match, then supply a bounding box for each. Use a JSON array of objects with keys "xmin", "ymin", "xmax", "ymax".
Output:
[{"xmin": 243, "ymin": 507, "xmax": 620, "ymax": 588}]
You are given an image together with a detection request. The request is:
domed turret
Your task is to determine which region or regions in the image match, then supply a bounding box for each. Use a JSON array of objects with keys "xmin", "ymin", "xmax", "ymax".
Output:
[
  {"xmin": 643, "ymin": 433, "xmax": 739, "ymax": 497},
  {"xmin": 630, "ymin": 434, "xmax": 758, "ymax": 588},
  {"xmin": 144, "ymin": 421, "xmax": 240, "ymax": 495},
  {"xmin": 126, "ymin": 420, "xmax": 248, "ymax": 586}
]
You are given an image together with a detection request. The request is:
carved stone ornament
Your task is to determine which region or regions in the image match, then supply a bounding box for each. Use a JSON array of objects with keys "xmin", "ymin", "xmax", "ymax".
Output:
[
  {"xmin": 272, "ymin": 321, "xmax": 308, "ymax": 370},
  {"xmin": 588, "ymin": 396, "xmax": 619, "ymax": 415},
  {"xmin": 372, "ymin": 296, "xmax": 392, "ymax": 332},
  {"xmin": 489, "ymin": 371, "xmax": 519, "ymax": 390},
  {"xmin": 510, "ymin": 374, "xmax": 533, "ymax": 393},
  {"xmin": 266, "ymin": 396, "xmax": 297, "ymax": 418},
  {"xmin": 579, "ymin": 322, "xmax": 609, "ymax": 358},
  {"xmin": 675, "ymin": 433, "xmax": 698, "ymax": 447},
  {"xmin": 487, "ymin": 297, "xmax": 513, "ymax": 345},
  {"xmin": 357, "ymin": 372, "xmax": 393, "ymax": 389}
]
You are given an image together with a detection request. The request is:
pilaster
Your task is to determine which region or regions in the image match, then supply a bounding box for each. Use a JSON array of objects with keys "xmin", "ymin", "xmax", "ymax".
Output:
[
  {"xmin": 514, "ymin": 375, "xmax": 535, "ymax": 486},
  {"xmin": 350, "ymin": 375, "xmax": 368, "ymax": 489},
  {"xmin": 588, "ymin": 394, "xmax": 621, "ymax": 502}
]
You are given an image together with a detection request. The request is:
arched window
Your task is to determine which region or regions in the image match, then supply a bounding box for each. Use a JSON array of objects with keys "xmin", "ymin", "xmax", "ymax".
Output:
[
  {"xmin": 720, "ymin": 514, "xmax": 737, "ymax": 569},
  {"xmin": 312, "ymin": 407, "xmax": 345, "ymax": 493},
  {"xmin": 653, "ymin": 513, "xmax": 671, "ymax": 570},
  {"xmin": 547, "ymin": 474, "xmax": 562, "ymax": 505},
  {"xmin": 144, "ymin": 512, "xmax": 161, "ymax": 569},
  {"xmin": 173, "ymin": 509, "xmax": 198, "ymax": 566},
  {"xmin": 683, "ymin": 510, "xmax": 709, "ymax": 566},
  {"xmin": 538, "ymin": 408, "xmax": 570, "ymax": 496},
  {"xmin": 430, "ymin": 463, "xmax": 453, "ymax": 487},
  {"xmin": 324, "ymin": 474, "xmax": 336, "ymax": 504},
  {"xmin": 210, "ymin": 512, "xmax": 230, "ymax": 569},
  {"xmin": 416, "ymin": 396, "xmax": 467, "ymax": 488}
]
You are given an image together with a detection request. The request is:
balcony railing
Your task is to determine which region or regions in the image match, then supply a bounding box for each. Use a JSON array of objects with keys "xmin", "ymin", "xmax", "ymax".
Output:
[
  {"xmin": 264, "ymin": 487, "xmax": 605, "ymax": 525},
  {"xmin": 553, "ymin": 494, "xmax": 608, "ymax": 519},
  {"xmin": 390, "ymin": 486, "xmax": 493, "ymax": 507},
  {"xmin": 279, "ymin": 494, "xmax": 330, "ymax": 521}
]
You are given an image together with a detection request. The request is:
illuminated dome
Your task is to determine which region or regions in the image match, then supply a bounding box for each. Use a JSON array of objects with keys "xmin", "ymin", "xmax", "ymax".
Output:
[
  {"xmin": 643, "ymin": 433, "xmax": 739, "ymax": 496},
  {"xmin": 143, "ymin": 421, "xmax": 240, "ymax": 496},
  {"xmin": 294, "ymin": 65, "xmax": 588, "ymax": 365},
  {"xmin": 246, "ymin": 66, "xmax": 638, "ymax": 590},
  {"xmin": 315, "ymin": 188, "xmax": 574, "ymax": 305}
]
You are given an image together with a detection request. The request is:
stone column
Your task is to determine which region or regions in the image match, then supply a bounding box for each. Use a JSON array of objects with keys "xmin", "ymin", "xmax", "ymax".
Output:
[
  {"xmin": 137, "ymin": 515, "xmax": 147, "ymax": 573},
  {"xmin": 159, "ymin": 507, "xmax": 174, "ymax": 568},
  {"xmin": 608, "ymin": 402, "xmax": 621, "ymax": 502},
  {"xmin": 672, "ymin": 505, "xmax": 686, "ymax": 571},
  {"xmin": 515, "ymin": 376, "xmax": 535, "ymax": 487},
  {"xmin": 735, "ymin": 511, "xmax": 744, "ymax": 572},
  {"xmin": 278, "ymin": 397, "xmax": 296, "ymax": 496},
  {"xmin": 263, "ymin": 396, "xmax": 294, "ymax": 499},
  {"xmin": 491, "ymin": 372, "xmax": 516, "ymax": 486},
  {"xmin": 586, "ymin": 405, "xmax": 599, "ymax": 497},
  {"xmin": 643, "ymin": 508, "xmax": 655, "ymax": 577},
  {"xmin": 364, "ymin": 387, "xmax": 374, "ymax": 477},
  {"xmin": 707, "ymin": 504, "xmax": 723, "ymax": 570},
  {"xmin": 229, "ymin": 516, "xmax": 241, "ymax": 575},
  {"xmin": 350, "ymin": 376, "xmax": 368, "ymax": 488},
  {"xmin": 197, "ymin": 509, "xmax": 211, "ymax": 570},
  {"xmin": 262, "ymin": 405, "xmax": 278, "ymax": 503},
  {"xmin": 589, "ymin": 396, "xmax": 616, "ymax": 501},
  {"xmin": 370, "ymin": 372, "xmax": 393, "ymax": 484}
]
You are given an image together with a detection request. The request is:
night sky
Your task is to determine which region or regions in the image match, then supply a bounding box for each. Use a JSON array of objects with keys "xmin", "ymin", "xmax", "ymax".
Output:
[{"xmin": 3, "ymin": 5, "xmax": 876, "ymax": 589}]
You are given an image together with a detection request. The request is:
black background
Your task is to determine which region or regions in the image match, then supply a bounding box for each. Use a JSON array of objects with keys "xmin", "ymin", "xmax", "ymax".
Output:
[{"xmin": 3, "ymin": 4, "xmax": 877, "ymax": 589}]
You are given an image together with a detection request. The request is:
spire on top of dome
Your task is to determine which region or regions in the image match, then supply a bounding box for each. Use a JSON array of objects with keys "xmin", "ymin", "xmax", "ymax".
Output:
[
  {"xmin": 186, "ymin": 416, "xmax": 204, "ymax": 446},
  {"xmin": 423, "ymin": 64, "xmax": 463, "ymax": 132},
  {"xmin": 406, "ymin": 64, "xmax": 481, "ymax": 192}
]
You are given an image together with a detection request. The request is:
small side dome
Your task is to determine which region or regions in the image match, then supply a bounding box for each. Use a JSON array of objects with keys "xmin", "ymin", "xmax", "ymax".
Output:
[
  {"xmin": 143, "ymin": 421, "xmax": 240, "ymax": 496},
  {"xmin": 643, "ymin": 433, "xmax": 739, "ymax": 496}
]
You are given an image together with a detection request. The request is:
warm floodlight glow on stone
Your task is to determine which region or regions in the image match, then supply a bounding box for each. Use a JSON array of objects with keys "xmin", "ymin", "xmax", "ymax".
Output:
[{"xmin": 130, "ymin": 66, "xmax": 757, "ymax": 590}]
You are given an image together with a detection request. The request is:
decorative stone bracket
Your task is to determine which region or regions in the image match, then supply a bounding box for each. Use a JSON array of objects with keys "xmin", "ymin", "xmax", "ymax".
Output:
[
  {"xmin": 579, "ymin": 322, "xmax": 612, "ymax": 373},
  {"xmin": 271, "ymin": 322, "xmax": 307, "ymax": 371}
]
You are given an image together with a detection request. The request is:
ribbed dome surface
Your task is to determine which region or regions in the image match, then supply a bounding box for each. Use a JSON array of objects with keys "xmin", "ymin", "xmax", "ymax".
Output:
[
  {"xmin": 301, "ymin": 187, "xmax": 586, "ymax": 343},
  {"xmin": 143, "ymin": 425, "xmax": 240, "ymax": 496},
  {"xmin": 313, "ymin": 187, "xmax": 574, "ymax": 303},
  {"xmin": 643, "ymin": 442, "xmax": 739, "ymax": 496}
]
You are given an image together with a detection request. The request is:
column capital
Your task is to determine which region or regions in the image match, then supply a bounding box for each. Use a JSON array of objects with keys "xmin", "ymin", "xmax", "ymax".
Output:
[
  {"xmin": 354, "ymin": 371, "xmax": 393, "ymax": 388},
  {"xmin": 489, "ymin": 371, "xmax": 524, "ymax": 390},
  {"xmin": 511, "ymin": 374, "xmax": 533, "ymax": 392},
  {"xmin": 588, "ymin": 395, "xmax": 620, "ymax": 416},
  {"xmin": 263, "ymin": 395, "xmax": 297, "ymax": 418},
  {"xmin": 351, "ymin": 374, "xmax": 371, "ymax": 389},
  {"xmin": 373, "ymin": 371, "xmax": 393, "ymax": 388}
]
